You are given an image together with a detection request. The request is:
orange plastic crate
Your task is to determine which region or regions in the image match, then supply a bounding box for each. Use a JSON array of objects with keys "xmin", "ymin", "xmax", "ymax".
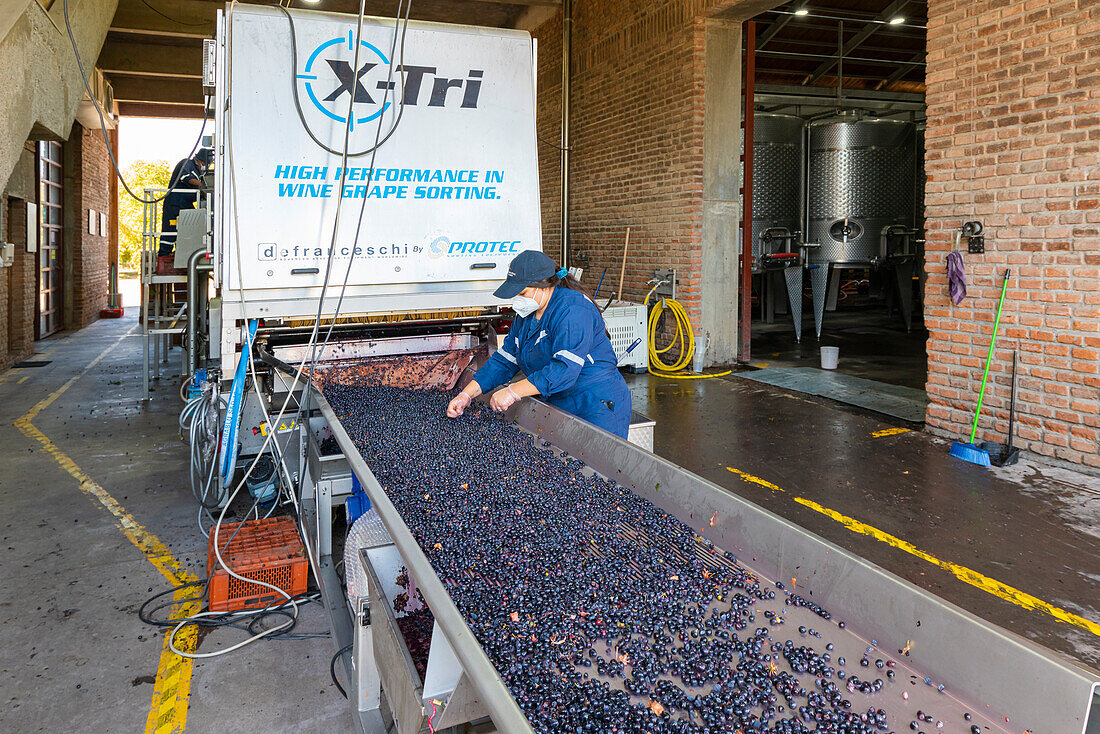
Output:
[{"xmin": 206, "ymin": 516, "xmax": 309, "ymax": 613}]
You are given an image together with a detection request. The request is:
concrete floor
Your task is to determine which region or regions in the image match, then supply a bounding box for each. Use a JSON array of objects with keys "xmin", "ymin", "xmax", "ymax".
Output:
[
  {"xmin": 626, "ymin": 372, "xmax": 1100, "ymax": 672},
  {"xmin": 0, "ymin": 312, "xmax": 353, "ymax": 733},
  {"xmin": 0, "ymin": 312, "xmax": 1096, "ymax": 733},
  {"xmin": 750, "ymin": 303, "xmax": 929, "ymax": 390}
]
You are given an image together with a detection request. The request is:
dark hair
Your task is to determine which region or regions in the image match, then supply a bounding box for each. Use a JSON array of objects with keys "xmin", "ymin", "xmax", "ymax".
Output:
[
  {"xmin": 529, "ymin": 272, "xmax": 598, "ymax": 307},
  {"xmin": 530, "ymin": 272, "xmax": 610, "ymax": 337}
]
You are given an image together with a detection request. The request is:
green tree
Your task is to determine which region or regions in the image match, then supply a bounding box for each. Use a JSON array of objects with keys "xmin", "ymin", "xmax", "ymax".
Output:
[{"xmin": 118, "ymin": 159, "xmax": 171, "ymax": 269}]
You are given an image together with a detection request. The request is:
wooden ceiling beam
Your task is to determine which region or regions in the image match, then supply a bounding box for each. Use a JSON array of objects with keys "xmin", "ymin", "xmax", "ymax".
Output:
[
  {"xmin": 876, "ymin": 50, "xmax": 925, "ymax": 89},
  {"xmin": 756, "ymin": 10, "xmax": 793, "ymax": 49},
  {"xmin": 110, "ymin": 75, "xmax": 205, "ymax": 105},
  {"xmin": 118, "ymin": 101, "xmax": 206, "ymax": 118},
  {"xmin": 109, "ymin": 0, "xmax": 215, "ymax": 36},
  {"xmin": 98, "ymin": 38, "xmax": 203, "ymax": 78}
]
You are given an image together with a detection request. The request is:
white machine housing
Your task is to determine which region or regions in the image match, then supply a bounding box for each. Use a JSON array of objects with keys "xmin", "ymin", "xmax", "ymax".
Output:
[
  {"xmin": 602, "ymin": 301, "xmax": 648, "ymax": 372},
  {"xmin": 212, "ymin": 5, "xmax": 542, "ymax": 370}
]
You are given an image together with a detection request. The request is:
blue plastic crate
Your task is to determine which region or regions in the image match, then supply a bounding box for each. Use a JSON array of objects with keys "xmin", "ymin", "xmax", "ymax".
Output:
[{"xmin": 345, "ymin": 474, "xmax": 373, "ymax": 523}]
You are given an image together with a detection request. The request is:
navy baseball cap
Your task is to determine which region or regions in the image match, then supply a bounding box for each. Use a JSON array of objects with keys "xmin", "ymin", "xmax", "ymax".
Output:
[{"xmin": 493, "ymin": 250, "xmax": 558, "ymax": 299}]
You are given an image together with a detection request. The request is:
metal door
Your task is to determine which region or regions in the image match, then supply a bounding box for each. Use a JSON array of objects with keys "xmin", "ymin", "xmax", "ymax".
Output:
[{"xmin": 37, "ymin": 141, "xmax": 63, "ymax": 338}]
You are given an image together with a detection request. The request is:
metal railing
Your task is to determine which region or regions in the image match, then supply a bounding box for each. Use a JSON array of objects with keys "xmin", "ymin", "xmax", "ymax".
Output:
[{"xmin": 140, "ymin": 187, "xmax": 205, "ymax": 400}]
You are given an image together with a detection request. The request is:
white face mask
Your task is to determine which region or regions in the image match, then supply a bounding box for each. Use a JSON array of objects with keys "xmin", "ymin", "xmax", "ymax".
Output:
[{"xmin": 511, "ymin": 294, "xmax": 540, "ymax": 318}]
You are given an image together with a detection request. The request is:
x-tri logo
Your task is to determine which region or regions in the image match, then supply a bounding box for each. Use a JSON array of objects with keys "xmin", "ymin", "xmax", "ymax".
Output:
[{"xmin": 297, "ymin": 31, "xmax": 484, "ymax": 129}]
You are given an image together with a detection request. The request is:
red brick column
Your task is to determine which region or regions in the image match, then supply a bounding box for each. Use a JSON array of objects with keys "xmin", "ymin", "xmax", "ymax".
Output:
[
  {"xmin": 7, "ymin": 196, "xmax": 35, "ymax": 365},
  {"xmin": 0, "ymin": 197, "xmax": 10, "ymax": 366},
  {"xmin": 70, "ymin": 123, "xmax": 111, "ymax": 329}
]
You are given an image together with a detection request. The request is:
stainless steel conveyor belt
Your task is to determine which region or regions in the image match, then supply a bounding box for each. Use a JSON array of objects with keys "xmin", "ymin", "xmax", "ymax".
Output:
[{"xmin": 281, "ymin": 354, "xmax": 1098, "ymax": 733}]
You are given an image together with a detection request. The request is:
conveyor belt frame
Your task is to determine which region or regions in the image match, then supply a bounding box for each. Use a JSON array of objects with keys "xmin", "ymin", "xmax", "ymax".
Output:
[{"xmin": 282, "ymin": 353, "xmax": 1098, "ymax": 733}]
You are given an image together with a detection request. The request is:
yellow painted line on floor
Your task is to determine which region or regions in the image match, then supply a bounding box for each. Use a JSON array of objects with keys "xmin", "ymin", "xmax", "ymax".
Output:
[
  {"xmin": 149, "ymin": 606, "xmax": 200, "ymax": 734},
  {"xmin": 13, "ymin": 324, "xmax": 201, "ymax": 734},
  {"xmin": 725, "ymin": 466, "xmax": 785, "ymax": 493},
  {"xmin": 871, "ymin": 427, "xmax": 911, "ymax": 438},
  {"xmin": 795, "ymin": 496, "xmax": 1100, "ymax": 638},
  {"xmin": 17, "ymin": 375, "xmax": 28, "ymax": 384},
  {"xmin": 722, "ymin": 465, "xmax": 1100, "ymax": 639}
]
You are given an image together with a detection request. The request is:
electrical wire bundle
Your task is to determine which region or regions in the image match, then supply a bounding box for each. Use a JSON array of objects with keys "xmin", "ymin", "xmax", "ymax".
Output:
[
  {"xmin": 67, "ymin": 0, "xmax": 413, "ymax": 660},
  {"xmin": 163, "ymin": 0, "xmax": 413, "ymax": 660},
  {"xmin": 179, "ymin": 377, "xmax": 285, "ymax": 536},
  {"xmin": 179, "ymin": 379, "xmax": 226, "ymax": 533},
  {"xmin": 64, "ymin": 0, "xmax": 210, "ymax": 206},
  {"xmin": 140, "ymin": 583, "xmax": 327, "ymax": 647}
]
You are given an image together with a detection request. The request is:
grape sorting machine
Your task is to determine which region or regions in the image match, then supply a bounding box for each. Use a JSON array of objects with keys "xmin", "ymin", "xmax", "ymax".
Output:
[{"xmin": 198, "ymin": 7, "xmax": 1098, "ymax": 733}]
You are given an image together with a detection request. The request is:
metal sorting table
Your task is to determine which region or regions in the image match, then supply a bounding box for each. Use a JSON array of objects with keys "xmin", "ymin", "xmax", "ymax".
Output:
[{"xmin": 305, "ymin": 384, "xmax": 1099, "ymax": 734}]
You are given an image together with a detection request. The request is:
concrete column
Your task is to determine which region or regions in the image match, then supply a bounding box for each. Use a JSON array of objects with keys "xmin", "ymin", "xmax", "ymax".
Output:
[
  {"xmin": 0, "ymin": 0, "xmax": 120, "ymax": 192},
  {"xmin": 700, "ymin": 19, "xmax": 743, "ymax": 365}
]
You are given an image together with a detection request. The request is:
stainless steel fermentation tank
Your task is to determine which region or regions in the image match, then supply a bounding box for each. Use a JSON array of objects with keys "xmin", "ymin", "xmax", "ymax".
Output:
[
  {"xmin": 751, "ymin": 113, "xmax": 805, "ymax": 340},
  {"xmin": 808, "ymin": 119, "xmax": 916, "ymax": 263},
  {"xmin": 806, "ymin": 118, "xmax": 919, "ymax": 337},
  {"xmin": 752, "ymin": 114, "xmax": 803, "ymax": 262}
]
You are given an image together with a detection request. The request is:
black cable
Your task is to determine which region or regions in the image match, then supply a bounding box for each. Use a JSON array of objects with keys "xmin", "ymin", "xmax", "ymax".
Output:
[
  {"xmin": 253, "ymin": 0, "xmax": 375, "ymax": 451},
  {"xmin": 330, "ymin": 643, "xmax": 354, "ymax": 698},
  {"xmin": 63, "ymin": 0, "xmax": 209, "ymax": 204},
  {"xmin": 224, "ymin": 1, "xmax": 412, "ymax": 464},
  {"xmin": 139, "ymin": 0, "xmax": 208, "ymax": 27},
  {"xmin": 139, "ymin": 583, "xmax": 326, "ymax": 640},
  {"xmin": 537, "ymin": 134, "xmax": 568, "ymax": 151},
  {"xmin": 139, "ymin": 580, "xmax": 206, "ymax": 626},
  {"xmin": 275, "ymin": 5, "xmax": 410, "ymax": 158},
  {"xmin": 277, "ymin": 0, "xmax": 413, "ymax": 444},
  {"xmin": 315, "ymin": 0, "xmax": 413, "ymax": 367},
  {"xmin": 141, "ymin": 498, "xmax": 264, "ymax": 625}
]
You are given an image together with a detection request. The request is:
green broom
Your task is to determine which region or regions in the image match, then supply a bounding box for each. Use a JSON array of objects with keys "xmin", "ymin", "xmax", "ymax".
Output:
[{"xmin": 950, "ymin": 268, "xmax": 1011, "ymax": 467}]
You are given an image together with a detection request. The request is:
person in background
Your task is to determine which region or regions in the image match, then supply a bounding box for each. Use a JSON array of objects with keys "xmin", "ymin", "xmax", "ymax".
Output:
[
  {"xmin": 157, "ymin": 147, "xmax": 213, "ymax": 274},
  {"xmin": 447, "ymin": 250, "xmax": 632, "ymax": 438}
]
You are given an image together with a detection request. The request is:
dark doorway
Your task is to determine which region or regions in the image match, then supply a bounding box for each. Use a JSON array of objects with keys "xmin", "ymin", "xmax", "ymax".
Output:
[
  {"xmin": 36, "ymin": 140, "xmax": 63, "ymax": 339},
  {"xmin": 742, "ymin": 1, "xmax": 929, "ymax": 395}
]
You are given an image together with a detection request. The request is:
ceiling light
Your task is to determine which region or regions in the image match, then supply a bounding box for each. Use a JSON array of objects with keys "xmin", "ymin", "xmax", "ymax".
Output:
[
  {"xmin": 794, "ymin": 8, "xmax": 809, "ymax": 16},
  {"xmin": 888, "ymin": 16, "xmax": 905, "ymax": 24},
  {"xmin": 301, "ymin": 0, "xmax": 322, "ymax": 4}
]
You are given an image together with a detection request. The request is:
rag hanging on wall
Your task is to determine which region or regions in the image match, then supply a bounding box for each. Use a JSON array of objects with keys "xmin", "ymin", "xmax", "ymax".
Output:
[{"xmin": 947, "ymin": 234, "xmax": 967, "ymax": 305}]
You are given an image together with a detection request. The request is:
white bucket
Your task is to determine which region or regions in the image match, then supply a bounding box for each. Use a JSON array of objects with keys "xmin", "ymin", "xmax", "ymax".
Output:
[
  {"xmin": 820, "ymin": 346, "xmax": 840, "ymax": 370},
  {"xmin": 692, "ymin": 333, "xmax": 709, "ymax": 373}
]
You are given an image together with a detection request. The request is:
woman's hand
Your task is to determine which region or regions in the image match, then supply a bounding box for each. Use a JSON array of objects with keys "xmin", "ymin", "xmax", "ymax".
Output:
[
  {"xmin": 447, "ymin": 391, "xmax": 473, "ymax": 418},
  {"xmin": 489, "ymin": 386, "xmax": 520, "ymax": 412}
]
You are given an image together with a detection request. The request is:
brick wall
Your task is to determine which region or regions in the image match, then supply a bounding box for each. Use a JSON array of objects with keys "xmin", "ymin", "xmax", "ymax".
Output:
[
  {"xmin": 0, "ymin": 198, "xmax": 9, "ymax": 365},
  {"xmin": 0, "ymin": 126, "xmax": 111, "ymax": 369},
  {"xmin": 69, "ymin": 122, "xmax": 109, "ymax": 329},
  {"xmin": 535, "ymin": 14, "xmax": 563, "ymax": 268},
  {"xmin": 532, "ymin": 0, "xmax": 758, "ymax": 321},
  {"xmin": 4, "ymin": 192, "xmax": 35, "ymax": 368},
  {"xmin": 924, "ymin": 0, "xmax": 1100, "ymax": 469},
  {"xmin": 0, "ymin": 198, "xmax": 8, "ymax": 360}
]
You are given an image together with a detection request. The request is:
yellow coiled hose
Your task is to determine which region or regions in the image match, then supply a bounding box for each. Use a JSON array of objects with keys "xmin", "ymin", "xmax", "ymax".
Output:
[{"xmin": 645, "ymin": 296, "xmax": 732, "ymax": 379}]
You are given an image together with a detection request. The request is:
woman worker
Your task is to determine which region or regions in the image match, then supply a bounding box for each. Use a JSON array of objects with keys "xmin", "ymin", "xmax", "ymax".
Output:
[{"xmin": 446, "ymin": 250, "xmax": 632, "ymax": 438}]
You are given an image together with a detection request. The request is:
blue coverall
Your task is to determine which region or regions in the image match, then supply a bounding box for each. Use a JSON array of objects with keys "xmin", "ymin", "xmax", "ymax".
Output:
[
  {"xmin": 158, "ymin": 158, "xmax": 203, "ymax": 256},
  {"xmin": 473, "ymin": 288, "xmax": 632, "ymax": 438}
]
